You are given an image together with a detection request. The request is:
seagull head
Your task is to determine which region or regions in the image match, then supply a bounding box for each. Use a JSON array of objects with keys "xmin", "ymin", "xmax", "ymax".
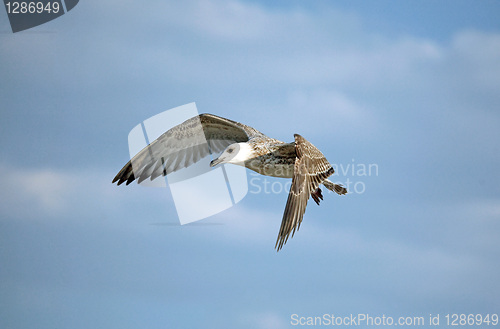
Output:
[{"xmin": 210, "ymin": 142, "xmax": 254, "ymax": 167}]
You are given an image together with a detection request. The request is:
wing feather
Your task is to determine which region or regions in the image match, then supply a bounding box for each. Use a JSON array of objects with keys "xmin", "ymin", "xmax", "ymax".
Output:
[
  {"xmin": 149, "ymin": 158, "xmax": 167, "ymax": 181},
  {"xmin": 113, "ymin": 114, "xmax": 264, "ymax": 185},
  {"xmin": 275, "ymin": 134, "xmax": 334, "ymax": 251}
]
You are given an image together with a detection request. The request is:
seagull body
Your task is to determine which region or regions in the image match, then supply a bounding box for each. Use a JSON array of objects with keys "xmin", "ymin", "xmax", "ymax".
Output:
[
  {"xmin": 113, "ymin": 113, "xmax": 346, "ymax": 250},
  {"xmin": 213, "ymin": 138, "xmax": 296, "ymax": 178}
]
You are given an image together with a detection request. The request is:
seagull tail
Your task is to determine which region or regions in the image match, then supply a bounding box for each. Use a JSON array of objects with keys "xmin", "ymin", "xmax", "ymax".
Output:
[{"xmin": 322, "ymin": 179, "xmax": 348, "ymax": 195}]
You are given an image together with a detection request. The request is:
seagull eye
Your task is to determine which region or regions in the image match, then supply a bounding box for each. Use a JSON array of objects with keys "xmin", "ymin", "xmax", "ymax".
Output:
[{"xmin": 227, "ymin": 148, "xmax": 233, "ymax": 153}]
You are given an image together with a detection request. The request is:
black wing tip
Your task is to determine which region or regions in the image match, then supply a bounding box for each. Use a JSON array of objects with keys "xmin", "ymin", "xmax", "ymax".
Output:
[
  {"xmin": 112, "ymin": 175, "xmax": 124, "ymax": 185},
  {"xmin": 275, "ymin": 230, "xmax": 289, "ymax": 251},
  {"xmin": 275, "ymin": 239, "xmax": 285, "ymax": 252},
  {"xmin": 125, "ymin": 174, "xmax": 135, "ymax": 185},
  {"xmin": 275, "ymin": 231, "xmax": 295, "ymax": 252},
  {"xmin": 112, "ymin": 173, "xmax": 136, "ymax": 186}
]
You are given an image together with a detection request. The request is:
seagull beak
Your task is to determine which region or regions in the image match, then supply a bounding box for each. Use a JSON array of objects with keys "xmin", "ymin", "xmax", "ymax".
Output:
[{"xmin": 210, "ymin": 157, "xmax": 224, "ymax": 167}]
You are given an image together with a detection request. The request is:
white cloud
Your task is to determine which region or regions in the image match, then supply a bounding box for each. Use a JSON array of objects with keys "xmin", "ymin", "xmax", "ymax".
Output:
[
  {"xmin": 256, "ymin": 313, "xmax": 287, "ymax": 329},
  {"xmin": 0, "ymin": 164, "xmax": 76, "ymax": 218},
  {"xmin": 61, "ymin": 0, "xmax": 442, "ymax": 90},
  {"xmin": 449, "ymin": 30, "xmax": 500, "ymax": 90},
  {"xmin": 187, "ymin": 0, "xmax": 276, "ymax": 41},
  {"xmin": 4, "ymin": 0, "xmax": 498, "ymax": 132},
  {"xmin": 457, "ymin": 198, "xmax": 500, "ymax": 219},
  {"xmin": 280, "ymin": 89, "xmax": 379, "ymax": 138},
  {"xmin": 197, "ymin": 202, "xmax": 282, "ymax": 248},
  {"xmin": 0, "ymin": 161, "xmax": 279, "ymax": 241},
  {"xmin": 240, "ymin": 311, "xmax": 288, "ymax": 329},
  {"xmin": 158, "ymin": 0, "xmax": 361, "ymax": 43},
  {"xmin": 0, "ymin": 164, "xmax": 154, "ymax": 222},
  {"xmin": 3, "ymin": 0, "xmax": 499, "ymax": 97},
  {"xmin": 452, "ymin": 30, "xmax": 500, "ymax": 62}
]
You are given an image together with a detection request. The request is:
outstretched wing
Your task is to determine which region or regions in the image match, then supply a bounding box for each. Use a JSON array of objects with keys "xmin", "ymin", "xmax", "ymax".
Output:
[
  {"xmin": 112, "ymin": 113, "xmax": 264, "ymax": 185},
  {"xmin": 275, "ymin": 134, "xmax": 334, "ymax": 251}
]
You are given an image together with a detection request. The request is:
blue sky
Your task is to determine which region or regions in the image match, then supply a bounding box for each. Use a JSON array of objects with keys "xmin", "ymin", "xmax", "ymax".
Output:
[{"xmin": 1, "ymin": 1, "xmax": 500, "ymax": 328}]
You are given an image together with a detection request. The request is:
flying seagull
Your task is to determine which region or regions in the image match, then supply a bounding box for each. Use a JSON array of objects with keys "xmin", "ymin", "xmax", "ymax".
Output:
[{"xmin": 112, "ymin": 113, "xmax": 347, "ymax": 250}]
